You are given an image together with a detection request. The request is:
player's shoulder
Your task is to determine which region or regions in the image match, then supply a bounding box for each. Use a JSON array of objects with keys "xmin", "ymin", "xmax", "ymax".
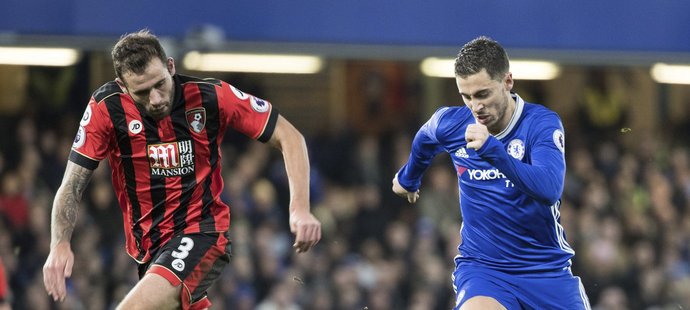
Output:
[
  {"xmin": 432, "ymin": 105, "xmax": 473, "ymax": 124},
  {"xmin": 426, "ymin": 105, "xmax": 473, "ymax": 139},
  {"xmin": 177, "ymin": 74, "xmax": 223, "ymax": 86},
  {"xmin": 91, "ymin": 81, "xmax": 123, "ymax": 104},
  {"xmin": 521, "ymin": 101, "xmax": 562, "ymax": 127},
  {"xmin": 518, "ymin": 101, "xmax": 566, "ymax": 148}
]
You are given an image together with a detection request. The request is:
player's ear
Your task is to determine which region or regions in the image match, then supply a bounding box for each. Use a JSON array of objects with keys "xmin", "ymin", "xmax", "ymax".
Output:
[
  {"xmin": 504, "ymin": 72, "xmax": 514, "ymax": 91},
  {"xmin": 115, "ymin": 78, "xmax": 128, "ymax": 94},
  {"xmin": 167, "ymin": 57, "xmax": 176, "ymax": 75}
]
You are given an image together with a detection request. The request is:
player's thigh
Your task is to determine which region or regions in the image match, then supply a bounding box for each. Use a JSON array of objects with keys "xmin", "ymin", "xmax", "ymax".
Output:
[
  {"xmin": 461, "ymin": 296, "xmax": 507, "ymax": 310},
  {"xmin": 140, "ymin": 232, "xmax": 231, "ymax": 309},
  {"xmin": 117, "ymin": 272, "xmax": 180, "ymax": 310}
]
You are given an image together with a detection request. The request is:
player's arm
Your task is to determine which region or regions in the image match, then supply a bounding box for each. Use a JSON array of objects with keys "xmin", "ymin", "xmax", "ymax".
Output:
[
  {"xmin": 43, "ymin": 161, "xmax": 94, "ymax": 302},
  {"xmin": 392, "ymin": 173, "xmax": 419, "ymax": 204},
  {"xmin": 467, "ymin": 118, "xmax": 565, "ymax": 204},
  {"xmin": 394, "ymin": 109, "xmax": 447, "ymax": 203},
  {"xmin": 267, "ymin": 115, "xmax": 321, "ymax": 253}
]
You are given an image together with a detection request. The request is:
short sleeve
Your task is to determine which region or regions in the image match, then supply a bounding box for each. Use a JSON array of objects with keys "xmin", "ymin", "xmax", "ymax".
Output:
[
  {"xmin": 218, "ymin": 82, "xmax": 278, "ymax": 143},
  {"xmin": 69, "ymin": 98, "xmax": 113, "ymax": 170}
]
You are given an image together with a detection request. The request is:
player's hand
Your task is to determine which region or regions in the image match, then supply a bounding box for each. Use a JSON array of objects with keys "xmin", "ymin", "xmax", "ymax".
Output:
[
  {"xmin": 465, "ymin": 123, "xmax": 490, "ymax": 150},
  {"xmin": 289, "ymin": 210, "xmax": 321, "ymax": 253},
  {"xmin": 392, "ymin": 174, "xmax": 419, "ymax": 204},
  {"xmin": 43, "ymin": 242, "xmax": 74, "ymax": 302}
]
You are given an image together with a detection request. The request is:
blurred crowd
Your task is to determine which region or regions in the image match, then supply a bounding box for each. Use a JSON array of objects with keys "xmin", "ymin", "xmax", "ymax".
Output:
[{"xmin": 1, "ymin": 98, "xmax": 690, "ymax": 310}]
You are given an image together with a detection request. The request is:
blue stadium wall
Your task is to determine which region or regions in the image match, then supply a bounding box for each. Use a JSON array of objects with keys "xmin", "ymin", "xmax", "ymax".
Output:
[{"xmin": 1, "ymin": 0, "xmax": 689, "ymax": 53}]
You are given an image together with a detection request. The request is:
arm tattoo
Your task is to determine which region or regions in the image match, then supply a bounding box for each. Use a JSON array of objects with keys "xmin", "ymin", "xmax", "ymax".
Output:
[{"xmin": 51, "ymin": 162, "xmax": 93, "ymax": 246}]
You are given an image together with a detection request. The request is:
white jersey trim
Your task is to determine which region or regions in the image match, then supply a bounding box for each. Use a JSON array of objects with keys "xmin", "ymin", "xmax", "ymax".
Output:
[
  {"xmin": 551, "ymin": 201, "xmax": 575, "ymax": 254},
  {"xmin": 577, "ymin": 276, "xmax": 592, "ymax": 310}
]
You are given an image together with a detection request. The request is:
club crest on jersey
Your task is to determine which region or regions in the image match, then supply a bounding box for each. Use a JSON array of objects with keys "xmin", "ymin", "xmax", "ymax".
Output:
[
  {"xmin": 553, "ymin": 129, "xmax": 565, "ymax": 153},
  {"xmin": 507, "ymin": 139, "xmax": 525, "ymax": 160},
  {"xmin": 250, "ymin": 96, "xmax": 269, "ymax": 113},
  {"xmin": 186, "ymin": 108, "xmax": 206, "ymax": 133},
  {"xmin": 148, "ymin": 140, "xmax": 195, "ymax": 177},
  {"xmin": 72, "ymin": 126, "xmax": 86, "ymax": 148}
]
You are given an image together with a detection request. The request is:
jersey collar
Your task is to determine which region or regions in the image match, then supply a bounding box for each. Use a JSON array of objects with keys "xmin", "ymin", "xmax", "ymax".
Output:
[{"xmin": 494, "ymin": 93, "xmax": 524, "ymax": 140}]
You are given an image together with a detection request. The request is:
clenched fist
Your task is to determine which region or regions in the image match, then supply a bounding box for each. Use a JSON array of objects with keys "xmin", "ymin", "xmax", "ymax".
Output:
[{"xmin": 465, "ymin": 123, "xmax": 490, "ymax": 150}]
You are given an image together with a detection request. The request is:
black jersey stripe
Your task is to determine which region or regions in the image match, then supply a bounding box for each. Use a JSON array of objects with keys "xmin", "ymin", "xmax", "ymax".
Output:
[
  {"xmin": 169, "ymin": 91, "xmax": 193, "ymax": 235},
  {"xmin": 68, "ymin": 150, "xmax": 99, "ymax": 170},
  {"xmin": 104, "ymin": 96, "xmax": 145, "ymax": 261},
  {"xmin": 136, "ymin": 105, "xmax": 165, "ymax": 250},
  {"xmin": 197, "ymin": 83, "xmax": 220, "ymax": 230}
]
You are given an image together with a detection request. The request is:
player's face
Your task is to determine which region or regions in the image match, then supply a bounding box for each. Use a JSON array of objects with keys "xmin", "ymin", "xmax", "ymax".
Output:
[
  {"xmin": 119, "ymin": 57, "xmax": 176, "ymax": 120},
  {"xmin": 456, "ymin": 69, "xmax": 515, "ymax": 135}
]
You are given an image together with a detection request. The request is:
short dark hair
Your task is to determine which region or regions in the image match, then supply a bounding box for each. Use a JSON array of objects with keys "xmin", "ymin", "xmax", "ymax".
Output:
[
  {"xmin": 111, "ymin": 29, "xmax": 167, "ymax": 81},
  {"xmin": 454, "ymin": 36, "xmax": 509, "ymax": 80}
]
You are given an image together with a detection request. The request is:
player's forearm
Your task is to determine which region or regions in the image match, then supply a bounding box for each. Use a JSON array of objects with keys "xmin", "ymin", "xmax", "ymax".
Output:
[
  {"xmin": 497, "ymin": 159, "xmax": 563, "ymax": 203},
  {"xmin": 479, "ymin": 137, "xmax": 563, "ymax": 204},
  {"xmin": 50, "ymin": 162, "xmax": 93, "ymax": 248},
  {"xmin": 51, "ymin": 189, "xmax": 79, "ymax": 248},
  {"xmin": 281, "ymin": 131, "xmax": 310, "ymax": 212},
  {"xmin": 397, "ymin": 132, "xmax": 443, "ymax": 191},
  {"xmin": 268, "ymin": 116, "xmax": 311, "ymax": 212}
]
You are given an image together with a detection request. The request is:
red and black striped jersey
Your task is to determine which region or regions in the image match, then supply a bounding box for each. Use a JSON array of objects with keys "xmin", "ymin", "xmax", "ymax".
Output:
[{"xmin": 69, "ymin": 74, "xmax": 278, "ymax": 263}]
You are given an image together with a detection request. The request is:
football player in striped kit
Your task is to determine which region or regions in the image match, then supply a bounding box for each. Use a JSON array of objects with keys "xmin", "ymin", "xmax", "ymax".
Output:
[{"xmin": 43, "ymin": 29, "xmax": 321, "ymax": 310}]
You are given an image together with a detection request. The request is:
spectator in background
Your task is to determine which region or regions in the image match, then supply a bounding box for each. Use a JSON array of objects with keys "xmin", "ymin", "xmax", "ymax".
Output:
[
  {"xmin": 0, "ymin": 172, "xmax": 29, "ymax": 231},
  {"xmin": 0, "ymin": 257, "xmax": 10, "ymax": 310}
]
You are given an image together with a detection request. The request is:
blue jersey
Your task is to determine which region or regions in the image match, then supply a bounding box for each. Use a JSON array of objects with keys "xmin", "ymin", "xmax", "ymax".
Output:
[{"xmin": 397, "ymin": 94, "xmax": 574, "ymax": 273}]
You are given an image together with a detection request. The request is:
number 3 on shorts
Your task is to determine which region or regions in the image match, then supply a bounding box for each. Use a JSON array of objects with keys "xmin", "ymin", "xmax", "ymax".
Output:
[{"xmin": 171, "ymin": 237, "xmax": 195, "ymax": 271}]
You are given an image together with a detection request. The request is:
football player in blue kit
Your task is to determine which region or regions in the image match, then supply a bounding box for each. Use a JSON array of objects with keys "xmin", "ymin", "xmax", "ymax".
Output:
[{"xmin": 393, "ymin": 36, "xmax": 591, "ymax": 309}]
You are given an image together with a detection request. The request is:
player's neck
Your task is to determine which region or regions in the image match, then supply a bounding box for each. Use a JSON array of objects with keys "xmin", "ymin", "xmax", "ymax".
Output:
[{"xmin": 491, "ymin": 95, "xmax": 516, "ymax": 135}]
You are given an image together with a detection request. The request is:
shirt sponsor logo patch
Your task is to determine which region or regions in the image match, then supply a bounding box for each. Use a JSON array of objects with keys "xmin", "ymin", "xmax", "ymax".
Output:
[
  {"xmin": 507, "ymin": 139, "xmax": 525, "ymax": 160},
  {"xmin": 148, "ymin": 140, "xmax": 195, "ymax": 177},
  {"xmin": 250, "ymin": 96, "xmax": 269, "ymax": 113},
  {"xmin": 553, "ymin": 129, "xmax": 565, "ymax": 153},
  {"xmin": 129, "ymin": 120, "xmax": 143, "ymax": 135},
  {"xmin": 80, "ymin": 106, "xmax": 92, "ymax": 126},
  {"xmin": 230, "ymin": 85, "xmax": 249, "ymax": 100},
  {"xmin": 467, "ymin": 168, "xmax": 506, "ymax": 181},
  {"xmin": 72, "ymin": 126, "xmax": 86, "ymax": 148},
  {"xmin": 186, "ymin": 108, "xmax": 206, "ymax": 133}
]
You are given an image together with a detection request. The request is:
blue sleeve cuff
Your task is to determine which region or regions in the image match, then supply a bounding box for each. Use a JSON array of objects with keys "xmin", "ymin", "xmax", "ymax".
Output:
[{"xmin": 396, "ymin": 169, "xmax": 420, "ymax": 192}]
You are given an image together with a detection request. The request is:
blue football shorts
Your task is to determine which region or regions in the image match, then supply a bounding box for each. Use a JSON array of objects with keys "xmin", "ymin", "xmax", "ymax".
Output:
[{"xmin": 452, "ymin": 263, "xmax": 591, "ymax": 310}]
